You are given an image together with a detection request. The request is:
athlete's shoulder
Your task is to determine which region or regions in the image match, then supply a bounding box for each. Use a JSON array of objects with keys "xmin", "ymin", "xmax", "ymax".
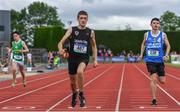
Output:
[
  {"xmin": 21, "ymin": 40, "xmax": 25, "ymax": 44},
  {"xmin": 161, "ymin": 31, "xmax": 167, "ymax": 36},
  {"xmin": 71, "ymin": 26, "xmax": 78, "ymax": 30},
  {"xmin": 161, "ymin": 31, "xmax": 167, "ymax": 40},
  {"xmin": 86, "ymin": 27, "xmax": 93, "ymax": 34},
  {"xmin": 86, "ymin": 27, "xmax": 92, "ymax": 30},
  {"xmin": 144, "ymin": 31, "xmax": 148, "ymax": 35},
  {"xmin": 144, "ymin": 31, "xmax": 149, "ymax": 39}
]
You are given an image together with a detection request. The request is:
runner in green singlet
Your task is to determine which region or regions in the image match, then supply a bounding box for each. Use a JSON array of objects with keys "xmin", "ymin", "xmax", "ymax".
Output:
[{"xmin": 11, "ymin": 31, "xmax": 29, "ymax": 87}]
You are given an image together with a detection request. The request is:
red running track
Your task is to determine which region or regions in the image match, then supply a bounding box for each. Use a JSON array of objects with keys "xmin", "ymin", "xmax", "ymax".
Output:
[{"xmin": 0, "ymin": 63, "xmax": 179, "ymax": 111}]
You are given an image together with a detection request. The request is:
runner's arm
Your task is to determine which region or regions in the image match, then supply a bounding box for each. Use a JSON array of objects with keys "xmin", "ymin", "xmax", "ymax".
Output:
[
  {"xmin": 58, "ymin": 27, "xmax": 72, "ymax": 54},
  {"xmin": 163, "ymin": 33, "xmax": 171, "ymax": 56},
  {"xmin": 22, "ymin": 41, "xmax": 29, "ymax": 53},
  {"xmin": 90, "ymin": 30, "xmax": 98, "ymax": 65},
  {"xmin": 140, "ymin": 33, "xmax": 147, "ymax": 57}
]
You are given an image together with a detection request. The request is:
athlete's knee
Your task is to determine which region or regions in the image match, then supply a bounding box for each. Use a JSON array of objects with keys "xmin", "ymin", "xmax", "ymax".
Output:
[
  {"xmin": 77, "ymin": 70, "xmax": 83, "ymax": 75},
  {"xmin": 19, "ymin": 69, "xmax": 25, "ymax": 74},
  {"xmin": 70, "ymin": 80, "xmax": 76, "ymax": 85},
  {"xmin": 12, "ymin": 68, "xmax": 16, "ymax": 73},
  {"xmin": 159, "ymin": 79, "xmax": 166, "ymax": 84},
  {"xmin": 150, "ymin": 78, "xmax": 157, "ymax": 85}
]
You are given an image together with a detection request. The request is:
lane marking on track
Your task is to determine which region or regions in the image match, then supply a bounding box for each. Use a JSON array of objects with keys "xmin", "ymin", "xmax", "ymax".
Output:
[
  {"xmin": 68, "ymin": 106, "xmax": 73, "ymax": 109},
  {"xmin": 0, "ymin": 65, "xmax": 104, "ymax": 104},
  {"xmin": 0, "ymin": 71, "xmax": 67, "ymax": 90},
  {"xmin": 134, "ymin": 64, "xmax": 180, "ymax": 106},
  {"xmin": 46, "ymin": 65, "xmax": 114, "ymax": 112},
  {"xmin": 139, "ymin": 106, "xmax": 145, "ymax": 109},
  {"xmin": 115, "ymin": 64, "xmax": 125, "ymax": 112},
  {"xmin": 166, "ymin": 73, "xmax": 180, "ymax": 81},
  {"xmin": 30, "ymin": 106, "xmax": 36, "ymax": 109},
  {"xmin": 2, "ymin": 107, "xmax": 8, "ymax": 109},
  {"xmin": 1, "ymin": 106, "xmax": 36, "ymax": 110},
  {"xmin": 16, "ymin": 107, "xmax": 22, "ymax": 109},
  {"xmin": 96, "ymin": 106, "xmax": 102, "ymax": 109},
  {"xmin": 0, "ymin": 78, "xmax": 68, "ymax": 104},
  {"xmin": 138, "ymin": 106, "xmax": 168, "ymax": 109}
]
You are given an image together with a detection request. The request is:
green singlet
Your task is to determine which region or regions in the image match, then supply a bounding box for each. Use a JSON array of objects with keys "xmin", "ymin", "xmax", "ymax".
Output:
[{"xmin": 12, "ymin": 39, "xmax": 24, "ymax": 62}]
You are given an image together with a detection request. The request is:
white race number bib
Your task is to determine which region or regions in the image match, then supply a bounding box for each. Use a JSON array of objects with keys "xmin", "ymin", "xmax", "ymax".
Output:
[
  {"xmin": 147, "ymin": 50, "xmax": 159, "ymax": 56},
  {"xmin": 73, "ymin": 43, "xmax": 87, "ymax": 54}
]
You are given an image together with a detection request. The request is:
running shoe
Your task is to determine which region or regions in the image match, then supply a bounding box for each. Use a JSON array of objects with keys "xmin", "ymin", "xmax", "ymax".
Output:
[{"xmin": 151, "ymin": 99, "xmax": 157, "ymax": 105}]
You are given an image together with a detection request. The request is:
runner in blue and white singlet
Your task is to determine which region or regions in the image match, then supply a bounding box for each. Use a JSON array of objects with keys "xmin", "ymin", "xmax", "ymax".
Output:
[
  {"xmin": 140, "ymin": 18, "xmax": 171, "ymax": 105},
  {"xmin": 144, "ymin": 31, "xmax": 164, "ymax": 63}
]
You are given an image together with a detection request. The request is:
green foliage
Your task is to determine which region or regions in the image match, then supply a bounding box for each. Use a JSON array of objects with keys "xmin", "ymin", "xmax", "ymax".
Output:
[
  {"xmin": 160, "ymin": 11, "xmax": 180, "ymax": 31},
  {"xmin": 95, "ymin": 30, "xmax": 146, "ymax": 54},
  {"xmin": 34, "ymin": 26, "xmax": 64, "ymax": 51},
  {"xmin": 27, "ymin": 1, "xmax": 63, "ymax": 27},
  {"xmin": 10, "ymin": 1, "xmax": 64, "ymax": 47},
  {"xmin": 96, "ymin": 30, "xmax": 180, "ymax": 54},
  {"xmin": 34, "ymin": 28, "xmax": 180, "ymax": 54},
  {"xmin": 166, "ymin": 31, "xmax": 180, "ymax": 52}
]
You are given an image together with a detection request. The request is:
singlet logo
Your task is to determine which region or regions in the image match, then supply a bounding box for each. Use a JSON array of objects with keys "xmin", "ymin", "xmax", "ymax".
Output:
[
  {"xmin": 75, "ymin": 31, "xmax": 79, "ymax": 36},
  {"xmin": 157, "ymin": 38, "xmax": 161, "ymax": 43}
]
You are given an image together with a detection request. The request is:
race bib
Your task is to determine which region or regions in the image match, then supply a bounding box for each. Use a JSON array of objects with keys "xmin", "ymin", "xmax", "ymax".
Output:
[
  {"xmin": 14, "ymin": 55, "xmax": 22, "ymax": 60},
  {"xmin": 73, "ymin": 43, "xmax": 87, "ymax": 54},
  {"xmin": 147, "ymin": 50, "xmax": 159, "ymax": 56}
]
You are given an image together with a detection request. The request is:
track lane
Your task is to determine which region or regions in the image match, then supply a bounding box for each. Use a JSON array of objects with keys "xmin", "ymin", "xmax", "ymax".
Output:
[
  {"xmin": 133, "ymin": 64, "xmax": 180, "ymax": 111},
  {"xmin": 0, "ymin": 64, "xmax": 109, "ymax": 111},
  {"xmin": 136, "ymin": 63, "xmax": 180, "ymax": 102},
  {"xmin": 49, "ymin": 63, "xmax": 124, "ymax": 111}
]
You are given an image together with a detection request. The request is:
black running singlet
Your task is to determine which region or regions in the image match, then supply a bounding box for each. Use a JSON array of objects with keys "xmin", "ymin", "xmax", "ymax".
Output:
[{"xmin": 69, "ymin": 26, "xmax": 92, "ymax": 60}]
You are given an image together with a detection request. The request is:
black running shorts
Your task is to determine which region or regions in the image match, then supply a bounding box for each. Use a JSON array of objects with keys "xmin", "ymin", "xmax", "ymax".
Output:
[
  {"xmin": 68, "ymin": 59, "xmax": 89, "ymax": 75},
  {"xmin": 146, "ymin": 62, "xmax": 165, "ymax": 76}
]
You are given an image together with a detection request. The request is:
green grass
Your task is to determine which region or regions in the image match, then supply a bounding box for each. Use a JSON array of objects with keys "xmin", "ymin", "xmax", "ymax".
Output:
[{"xmin": 165, "ymin": 63, "xmax": 180, "ymax": 68}]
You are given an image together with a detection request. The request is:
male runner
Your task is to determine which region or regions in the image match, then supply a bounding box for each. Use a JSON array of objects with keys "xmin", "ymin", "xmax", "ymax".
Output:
[
  {"xmin": 140, "ymin": 18, "xmax": 170, "ymax": 105},
  {"xmin": 58, "ymin": 10, "xmax": 98, "ymax": 107},
  {"xmin": 11, "ymin": 31, "xmax": 29, "ymax": 87}
]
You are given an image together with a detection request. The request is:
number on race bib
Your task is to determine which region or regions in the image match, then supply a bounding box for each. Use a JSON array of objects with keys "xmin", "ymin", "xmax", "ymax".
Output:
[
  {"xmin": 14, "ymin": 55, "xmax": 22, "ymax": 60},
  {"xmin": 147, "ymin": 50, "xmax": 159, "ymax": 56},
  {"xmin": 73, "ymin": 43, "xmax": 87, "ymax": 53}
]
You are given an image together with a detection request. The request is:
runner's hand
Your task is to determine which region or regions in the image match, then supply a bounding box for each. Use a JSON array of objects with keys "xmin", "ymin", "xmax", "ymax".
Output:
[
  {"xmin": 163, "ymin": 55, "xmax": 169, "ymax": 62},
  {"xmin": 59, "ymin": 49, "xmax": 66, "ymax": 56},
  {"xmin": 139, "ymin": 55, "xmax": 143, "ymax": 61}
]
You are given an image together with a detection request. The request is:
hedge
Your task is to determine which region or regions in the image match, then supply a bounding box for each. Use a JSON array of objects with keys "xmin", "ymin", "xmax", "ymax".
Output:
[
  {"xmin": 34, "ymin": 26, "xmax": 64, "ymax": 51},
  {"xmin": 34, "ymin": 27, "xmax": 180, "ymax": 54}
]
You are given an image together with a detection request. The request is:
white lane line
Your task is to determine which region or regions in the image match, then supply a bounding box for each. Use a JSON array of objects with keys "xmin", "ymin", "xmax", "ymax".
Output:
[
  {"xmin": 0, "ymin": 78, "xmax": 69, "ymax": 104},
  {"xmin": 166, "ymin": 73, "xmax": 180, "ymax": 81},
  {"xmin": 0, "ymin": 66, "xmax": 103, "ymax": 104},
  {"xmin": 134, "ymin": 64, "xmax": 180, "ymax": 106},
  {"xmin": 0, "ymin": 71, "xmax": 67, "ymax": 90},
  {"xmin": 115, "ymin": 64, "xmax": 125, "ymax": 112},
  {"xmin": 46, "ymin": 65, "xmax": 114, "ymax": 112}
]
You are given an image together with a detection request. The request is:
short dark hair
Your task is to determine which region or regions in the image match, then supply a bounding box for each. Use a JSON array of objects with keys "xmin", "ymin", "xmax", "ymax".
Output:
[
  {"xmin": 77, "ymin": 10, "xmax": 88, "ymax": 18},
  {"xmin": 151, "ymin": 18, "xmax": 160, "ymax": 24},
  {"xmin": 12, "ymin": 31, "xmax": 20, "ymax": 36}
]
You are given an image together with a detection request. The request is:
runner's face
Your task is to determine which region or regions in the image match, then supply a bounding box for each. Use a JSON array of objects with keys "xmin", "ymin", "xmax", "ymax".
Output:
[
  {"xmin": 13, "ymin": 33, "xmax": 20, "ymax": 41},
  {"xmin": 151, "ymin": 20, "xmax": 160, "ymax": 30},
  {"xmin": 78, "ymin": 15, "xmax": 88, "ymax": 27}
]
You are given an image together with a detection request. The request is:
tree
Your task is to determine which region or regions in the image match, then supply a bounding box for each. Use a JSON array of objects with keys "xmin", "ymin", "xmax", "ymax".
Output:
[
  {"xmin": 124, "ymin": 24, "xmax": 132, "ymax": 31},
  {"xmin": 11, "ymin": 1, "xmax": 64, "ymax": 47},
  {"xmin": 27, "ymin": 2, "xmax": 63, "ymax": 27},
  {"xmin": 160, "ymin": 11, "xmax": 179, "ymax": 31}
]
